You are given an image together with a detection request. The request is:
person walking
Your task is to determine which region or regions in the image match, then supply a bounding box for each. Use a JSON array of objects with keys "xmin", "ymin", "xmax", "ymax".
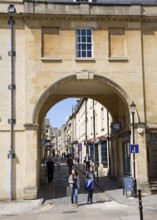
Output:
[
  {"xmin": 46, "ymin": 156, "xmax": 55, "ymax": 185},
  {"xmin": 68, "ymin": 169, "xmax": 80, "ymax": 208},
  {"xmin": 85, "ymin": 154, "xmax": 90, "ymax": 171},
  {"xmin": 67, "ymin": 154, "xmax": 74, "ymax": 175},
  {"xmin": 85, "ymin": 167, "xmax": 95, "ymax": 204}
]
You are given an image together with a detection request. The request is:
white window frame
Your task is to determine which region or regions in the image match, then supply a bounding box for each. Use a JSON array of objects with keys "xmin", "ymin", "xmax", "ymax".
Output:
[{"xmin": 76, "ymin": 28, "xmax": 93, "ymax": 58}]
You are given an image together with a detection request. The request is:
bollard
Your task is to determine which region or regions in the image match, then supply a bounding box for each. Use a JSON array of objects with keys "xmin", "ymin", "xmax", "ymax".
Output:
[{"xmin": 138, "ymin": 189, "xmax": 143, "ymax": 220}]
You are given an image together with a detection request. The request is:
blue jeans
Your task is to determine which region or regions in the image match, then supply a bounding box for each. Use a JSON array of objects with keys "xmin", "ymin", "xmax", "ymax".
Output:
[{"xmin": 73, "ymin": 187, "xmax": 78, "ymax": 204}]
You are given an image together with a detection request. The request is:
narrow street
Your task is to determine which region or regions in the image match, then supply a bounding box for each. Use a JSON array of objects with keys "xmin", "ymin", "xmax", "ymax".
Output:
[
  {"xmin": 0, "ymin": 159, "xmax": 156, "ymax": 220},
  {"xmin": 38, "ymin": 158, "xmax": 106, "ymax": 205}
]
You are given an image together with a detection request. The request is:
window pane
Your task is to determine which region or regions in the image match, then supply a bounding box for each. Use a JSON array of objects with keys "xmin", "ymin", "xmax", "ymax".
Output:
[
  {"xmin": 82, "ymin": 51, "xmax": 86, "ymax": 57},
  {"xmin": 87, "ymin": 44, "xmax": 91, "ymax": 50},
  {"xmin": 87, "ymin": 51, "xmax": 92, "ymax": 57},
  {"xmin": 82, "ymin": 36, "xmax": 86, "ymax": 42},
  {"xmin": 82, "ymin": 44, "xmax": 86, "ymax": 50},
  {"xmin": 87, "ymin": 29, "xmax": 91, "ymax": 35},
  {"xmin": 82, "ymin": 29, "xmax": 86, "ymax": 35},
  {"xmin": 87, "ymin": 36, "xmax": 91, "ymax": 42}
]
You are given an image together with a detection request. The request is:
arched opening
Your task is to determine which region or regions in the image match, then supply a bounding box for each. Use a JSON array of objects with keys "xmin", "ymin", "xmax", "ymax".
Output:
[
  {"xmin": 33, "ymin": 74, "xmax": 135, "ymax": 125},
  {"xmin": 25, "ymin": 73, "xmax": 141, "ymax": 200}
]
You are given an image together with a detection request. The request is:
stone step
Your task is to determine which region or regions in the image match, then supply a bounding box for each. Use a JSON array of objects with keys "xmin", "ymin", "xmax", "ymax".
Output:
[
  {"xmin": 150, "ymin": 183, "xmax": 157, "ymax": 187},
  {"xmin": 149, "ymin": 181, "xmax": 157, "ymax": 194},
  {"xmin": 150, "ymin": 188, "xmax": 157, "ymax": 195}
]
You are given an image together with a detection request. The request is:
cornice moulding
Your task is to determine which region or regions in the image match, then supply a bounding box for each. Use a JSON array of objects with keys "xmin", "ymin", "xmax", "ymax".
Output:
[{"xmin": 1, "ymin": 13, "xmax": 157, "ymax": 22}]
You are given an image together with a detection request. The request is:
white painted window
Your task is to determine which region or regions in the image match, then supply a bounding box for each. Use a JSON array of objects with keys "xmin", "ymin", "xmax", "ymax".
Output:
[{"xmin": 76, "ymin": 28, "xmax": 93, "ymax": 58}]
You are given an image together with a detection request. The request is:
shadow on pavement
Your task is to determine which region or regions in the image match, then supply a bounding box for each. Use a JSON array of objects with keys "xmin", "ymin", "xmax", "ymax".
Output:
[{"xmin": 38, "ymin": 160, "xmax": 121, "ymax": 202}]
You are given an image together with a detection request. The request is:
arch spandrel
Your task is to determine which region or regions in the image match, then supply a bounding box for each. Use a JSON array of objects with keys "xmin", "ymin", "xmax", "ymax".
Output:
[{"xmin": 32, "ymin": 73, "xmax": 139, "ymax": 126}]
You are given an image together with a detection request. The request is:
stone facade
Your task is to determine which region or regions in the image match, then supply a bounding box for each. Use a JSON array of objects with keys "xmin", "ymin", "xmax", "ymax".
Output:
[
  {"xmin": 64, "ymin": 98, "xmax": 110, "ymax": 175},
  {"xmin": 0, "ymin": 1, "xmax": 157, "ymax": 200}
]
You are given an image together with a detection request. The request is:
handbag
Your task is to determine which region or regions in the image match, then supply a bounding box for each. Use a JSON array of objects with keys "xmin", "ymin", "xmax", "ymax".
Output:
[
  {"xmin": 66, "ymin": 186, "xmax": 70, "ymax": 196},
  {"xmin": 66, "ymin": 185, "xmax": 72, "ymax": 196},
  {"xmin": 85, "ymin": 179, "xmax": 94, "ymax": 190}
]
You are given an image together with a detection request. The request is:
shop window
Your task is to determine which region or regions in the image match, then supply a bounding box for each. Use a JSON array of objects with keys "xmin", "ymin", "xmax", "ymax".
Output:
[
  {"xmin": 101, "ymin": 141, "xmax": 108, "ymax": 164},
  {"xmin": 94, "ymin": 144, "xmax": 99, "ymax": 163}
]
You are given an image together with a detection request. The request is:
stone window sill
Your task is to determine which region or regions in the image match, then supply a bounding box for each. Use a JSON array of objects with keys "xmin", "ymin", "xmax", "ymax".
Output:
[
  {"xmin": 75, "ymin": 57, "xmax": 95, "ymax": 62},
  {"xmin": 108, "ymin": 57, "xmax": 128, "ymax": 61},
  {"xmin": 41, "ymin": 57, "xmax": 62, "ymax": 61}
]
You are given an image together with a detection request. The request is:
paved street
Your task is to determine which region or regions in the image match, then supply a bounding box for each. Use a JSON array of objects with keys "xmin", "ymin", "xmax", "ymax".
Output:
[
  {"xmin": 0, "ymin": 159, "xmax": 157, "ymax": 219},
  {"xmin": 38, "ymin": 159, "xmax": 105, "ymax": 205}
]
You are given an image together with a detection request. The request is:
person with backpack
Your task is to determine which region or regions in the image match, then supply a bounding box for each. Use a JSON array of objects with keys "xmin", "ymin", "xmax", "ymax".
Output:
[{"xmin": 85, "ymin": 167, "xmax": 95, "ymax": 204}]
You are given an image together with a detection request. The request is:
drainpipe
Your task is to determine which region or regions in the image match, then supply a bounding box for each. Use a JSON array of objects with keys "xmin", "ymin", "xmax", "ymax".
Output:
[
  {"xmin": 93, "ymin": 100, "xmax": 96, "ymax": 161},
  {"xmin": 7, "ymin": 5, "xmax": 16, "ymax": 201},
  {"xmin": 107, "ymin": 110, "xmax": 111, "ymax": 177},
  {"xmin": 85, "ymin": 98, "xmax": 88, "ymax": 153}
]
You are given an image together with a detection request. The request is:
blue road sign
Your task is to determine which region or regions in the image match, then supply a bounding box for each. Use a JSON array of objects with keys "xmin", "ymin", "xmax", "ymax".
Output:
[
  {"xmin": 41, "ymin": 138, "xmax": 46, "ymax": 145},
  {"xmin": 130, "ymin": 144, "xmax": 139, "ymax": 153}
]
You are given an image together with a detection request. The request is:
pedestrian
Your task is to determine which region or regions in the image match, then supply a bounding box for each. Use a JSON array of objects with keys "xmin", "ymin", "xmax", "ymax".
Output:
[
  {"xmin": 90, "ymin": 159, "xmax": 95, "ymax": 170},
  {"xmin": 46, "ymin": 156, "xmax": 55, "ymax": 185},
  {"xmin": 77, "ymin": 157, "xmax": 80, "ymax": 166},
  {"xmin": 67, "ymin": 154, "xmax": 74, "ymax": 175},
  {"xmin": 85, "ymin": 167, "xmax": 95, "ymax": 204},
  {"xmin": 68, "ymin": 169, "xmax": 80, "ymax": 208},
  {"xmin": 85, "ymin": 154, "xmax": 90, "ymax": 171}
]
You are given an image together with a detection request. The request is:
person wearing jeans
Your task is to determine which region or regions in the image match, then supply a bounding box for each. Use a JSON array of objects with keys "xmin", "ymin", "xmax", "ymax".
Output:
[
  {"xmin": 85, "ymin": 167, "xmax": 95, "ymax": 204},
  {"xmin": 68, "ymin": 169, "xmax": 80, "ymax": 208}
]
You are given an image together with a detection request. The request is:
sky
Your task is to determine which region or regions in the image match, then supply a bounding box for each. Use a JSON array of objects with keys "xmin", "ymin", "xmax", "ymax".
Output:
[{"xmin": 46, "ymin": 98, "xmax": 77, "ymax": 128}]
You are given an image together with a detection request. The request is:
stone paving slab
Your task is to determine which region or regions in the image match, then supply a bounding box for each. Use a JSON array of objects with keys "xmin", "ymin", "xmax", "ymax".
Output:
[
  {"xmin": 75, "ymin": 163, "xmax": 157, "ymax": 209},
  {"xmin": 1, "ymin": 160, "xmax": 157, "ymax": 217},
  {"xmin": 0, "ymin": 199, "xmax": 43, "ymax": 215}
]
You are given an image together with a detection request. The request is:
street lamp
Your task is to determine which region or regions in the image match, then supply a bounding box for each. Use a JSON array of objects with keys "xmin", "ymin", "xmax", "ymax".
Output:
[
  {"xmin": 7, "ymin": 4, "xmax": 16, "ymax": 201},
  {"xmin": 130, "ymin": 101, "xmax": 137, "ymax": 196}
]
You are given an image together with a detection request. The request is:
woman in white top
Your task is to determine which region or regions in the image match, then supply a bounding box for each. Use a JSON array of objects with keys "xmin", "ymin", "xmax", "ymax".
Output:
[{"xmin": 68, "ymin": 169, "xmax": 80, "ymax": 207}]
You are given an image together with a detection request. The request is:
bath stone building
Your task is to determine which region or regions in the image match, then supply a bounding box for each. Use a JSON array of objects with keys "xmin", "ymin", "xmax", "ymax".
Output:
[{"xmin": 0, "ymin": 0, "xmax": 157, "ymax": 200}]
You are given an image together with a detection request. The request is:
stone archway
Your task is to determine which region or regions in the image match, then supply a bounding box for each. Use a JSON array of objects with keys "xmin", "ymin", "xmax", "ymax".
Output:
[{"xmin": 23, "ymin": 72, "xmax": 149, "ymax": 200}]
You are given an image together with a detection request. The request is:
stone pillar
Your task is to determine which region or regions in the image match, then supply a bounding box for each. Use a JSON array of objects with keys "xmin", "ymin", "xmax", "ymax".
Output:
[
  {"xmin": 23, "ymin": 123, "xmax": 39, "ymax": 199},
  {"xmin": 135, "ymin": 125, "xmax": 149, "ymax": 192}
]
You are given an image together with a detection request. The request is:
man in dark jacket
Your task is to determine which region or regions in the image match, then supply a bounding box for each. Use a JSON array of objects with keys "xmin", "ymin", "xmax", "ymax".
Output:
[
  {"xmin": 46, "ymin": 157, "xmax": 55, "ymax": 184},
  {"xmin": 85, "ymin": 154, "xmax": 90, "ymax": 171},
  {"xmin": 67, "ymin": 154, "xmax": 73, "ymax": 174}
]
